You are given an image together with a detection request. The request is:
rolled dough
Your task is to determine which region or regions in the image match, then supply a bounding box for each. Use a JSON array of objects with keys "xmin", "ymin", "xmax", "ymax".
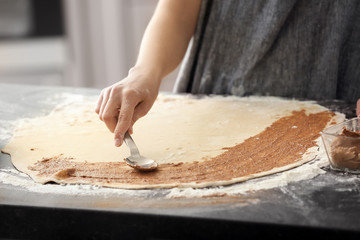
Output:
[{"xmin": 1, "ymin": 94, "xmax": 343, "ymax": 189}]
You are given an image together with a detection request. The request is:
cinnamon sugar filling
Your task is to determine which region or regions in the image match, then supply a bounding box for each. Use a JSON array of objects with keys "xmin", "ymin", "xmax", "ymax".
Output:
[{"xmin": 28, "ymin": 110, "xmax": 334, "ymax": 187}]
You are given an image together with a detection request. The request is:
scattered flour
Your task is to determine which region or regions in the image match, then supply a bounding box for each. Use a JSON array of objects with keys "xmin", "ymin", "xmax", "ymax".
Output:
[
  {"xmin": 0, "ymin": 154, "xmax": 329, "ymax": 199},
  {"xmin": 166, "ymin": 151, "xmax": 329, "ymax": 198},
  {"xmin": 0, "ymin": 168, "xmax": 154, "ymax": 198},
  {"xmin": 0, "ymin": 120, "xmax": 15, "ymax": 143},
  {"xmin": 0, "ymin": 93, "xmax": 336, "ymax": 198}
]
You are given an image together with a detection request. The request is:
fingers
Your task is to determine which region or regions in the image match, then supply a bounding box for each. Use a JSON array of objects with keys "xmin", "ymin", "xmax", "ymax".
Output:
[
  {"xmin": 357, "ymin": 99, "xmax": 360, "ymax": 117},
  {"xmin": 95, "ymin": 85, "xmax": 148, "ymax": 147},
  {"xmin": 95, "ymin": 87, "xmax": 118, "ymax": 133},
  {"xmin": 95, "ymin": 87, "xmax": 112, "ymax": 117},
  {"xmin": 102, "ymin": 98, "xmax": 120, "ymax": 133},
  {"xmin": 94, "ymin": 92, "xmax": 103, "ymax": 114},
  {"xmin": 94, "ymin": 73, "xmax": 160, "ymax": 148},
  {"xmin": 99, "ymin": 88, "xmax": 111, "ymax": 119}
]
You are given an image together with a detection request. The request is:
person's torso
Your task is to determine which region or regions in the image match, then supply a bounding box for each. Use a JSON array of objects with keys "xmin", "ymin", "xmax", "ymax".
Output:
[{"xmin": 175, "ymin": 0, "xmax": 360, "ymax": 102}]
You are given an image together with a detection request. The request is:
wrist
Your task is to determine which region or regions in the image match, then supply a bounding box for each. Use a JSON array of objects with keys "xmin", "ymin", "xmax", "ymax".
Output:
[{"xmin": 129, "ymin": 65, "xmax": 163, "ymax": 86}]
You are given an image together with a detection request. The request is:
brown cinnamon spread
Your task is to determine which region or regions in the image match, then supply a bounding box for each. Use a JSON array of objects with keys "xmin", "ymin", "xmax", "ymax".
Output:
[
  {"xmin": 330, "ymin": 127, "xmax": 360, "ymax": 170},
  {"xmin": 340, "ymin": 127, "xmax": 360, "ymax": 137},
  {"xmin": 28, "ymin": 110, "xmax": 334, "ymax": 187}
]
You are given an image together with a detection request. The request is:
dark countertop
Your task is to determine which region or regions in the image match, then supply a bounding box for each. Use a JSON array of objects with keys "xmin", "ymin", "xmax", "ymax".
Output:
[{"xmin": 0, "ymin": 83, "xmax": 359, "ymax": 240}]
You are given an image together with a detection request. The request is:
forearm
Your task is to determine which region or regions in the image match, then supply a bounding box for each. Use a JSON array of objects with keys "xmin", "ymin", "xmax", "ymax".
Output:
[
  {"xmin": 96, "ymin": 0, "xmax": 201, "ymax": 146},
  {"xmin": 132, "ymin": 0, "xmax": 202, "ymax": 83}
]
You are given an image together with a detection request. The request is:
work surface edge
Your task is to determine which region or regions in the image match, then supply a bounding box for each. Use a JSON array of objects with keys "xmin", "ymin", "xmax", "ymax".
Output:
[{"xmin": 0, "ymin": 83, "xmax": 359, "ymax": 238}]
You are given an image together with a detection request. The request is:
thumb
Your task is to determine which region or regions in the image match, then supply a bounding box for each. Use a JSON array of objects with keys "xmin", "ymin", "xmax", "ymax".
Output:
[
  {"xmin": 127, "ymin": 101, "xmax": 151, "ymax": 134},
  {"xmin": 114, "ymin": 103, "xmax": 135, "ymax": 147},
  {"xmin": 132, "ymin": 101, "xmax": 150, "ymax": 124}
]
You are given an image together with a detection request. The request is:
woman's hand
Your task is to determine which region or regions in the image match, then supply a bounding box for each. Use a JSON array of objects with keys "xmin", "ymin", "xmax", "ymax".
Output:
[
  {"xmin": 95, "ymin": 68, "xmax": 161, "ymax": 147},
  {"xmin": 95, "ymin": 0, "xmax": 201, "ymax": 147}
]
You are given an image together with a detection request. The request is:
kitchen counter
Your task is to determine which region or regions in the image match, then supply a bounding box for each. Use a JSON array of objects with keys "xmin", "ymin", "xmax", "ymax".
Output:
[{"xmin": 0, "ymin": 83, "xmax": 359, "ymax": 239}]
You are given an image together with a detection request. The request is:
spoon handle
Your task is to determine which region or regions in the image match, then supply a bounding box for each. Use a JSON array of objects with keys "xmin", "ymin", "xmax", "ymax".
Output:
[{"xmin": 123, "ymin": 131, "xmax": 141, "ymax": 157}]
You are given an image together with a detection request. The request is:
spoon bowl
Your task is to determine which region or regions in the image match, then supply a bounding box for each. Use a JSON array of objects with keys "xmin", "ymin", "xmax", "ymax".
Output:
[
  {"xmin": 123, "ymin": 131, "xmax": 158, "ymax": 171},
  {"xmin": 125, "ymin": 155, "xmax": 158, "ymax": 171}
]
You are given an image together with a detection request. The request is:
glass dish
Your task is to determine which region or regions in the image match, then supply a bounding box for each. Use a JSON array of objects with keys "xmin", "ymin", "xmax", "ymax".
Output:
[{"xmin": 321, "ymin": 117, "xmax": 360, "ymax": 173}]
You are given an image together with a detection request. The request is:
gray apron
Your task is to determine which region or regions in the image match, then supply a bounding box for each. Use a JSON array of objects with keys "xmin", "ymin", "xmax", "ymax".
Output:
[{"xmin": 174, "ymin": 0, "xmax": 360, "ymax": 102}]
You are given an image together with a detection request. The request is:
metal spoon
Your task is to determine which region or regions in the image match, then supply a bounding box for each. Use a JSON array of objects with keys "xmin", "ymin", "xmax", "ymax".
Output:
[{"xmin": 123, "ymin": 131, "xmax": 158, "ymax": 171}]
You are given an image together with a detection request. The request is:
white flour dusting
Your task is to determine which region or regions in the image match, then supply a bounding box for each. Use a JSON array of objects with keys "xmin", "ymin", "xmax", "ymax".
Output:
[
  {"xmin": 166, "ymin": 153, "xmax": 329, "ymax": 198},
  {"xmin": 0, "ymin": 93, "xmax": 338, "ymax": 198},
  {"xmin": 0, "ymin": 154, "xmax": 329, "ymax": 198},
  {"xmin": 0, "ymin": 120, "xmax": 15, "ymax": 143},
  {"xmin": 0, "ymin": 168, "xmax": 154, "ymax": 197}
]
